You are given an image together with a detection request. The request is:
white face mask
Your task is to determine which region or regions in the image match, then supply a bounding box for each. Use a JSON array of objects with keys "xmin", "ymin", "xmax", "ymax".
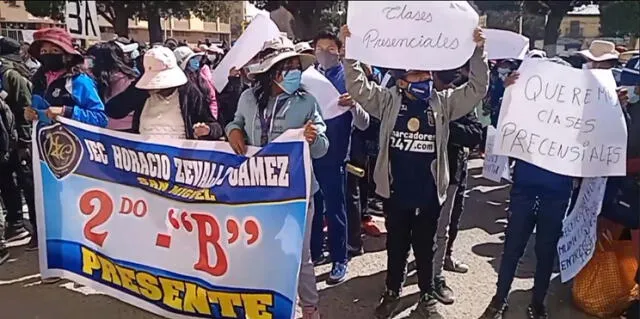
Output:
[
  {"xmin": 582, "ymin": 62, "xmax": 593, "ymax": 70},
  {"xmin": 624, "ymin": 85, "xmax": 640, "ymax": 104},
  {"xmin": 497, "ymin": 67, "xmax": 510, "ymax": 81}
]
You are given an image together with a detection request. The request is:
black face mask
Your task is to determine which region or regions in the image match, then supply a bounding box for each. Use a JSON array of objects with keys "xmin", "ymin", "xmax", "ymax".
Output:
[{"xmin": 39, "ymin": 54, "xmax": 65, "ymax": 72}]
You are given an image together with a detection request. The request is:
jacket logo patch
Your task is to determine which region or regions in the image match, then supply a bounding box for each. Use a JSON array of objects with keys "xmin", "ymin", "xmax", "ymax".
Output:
[
  {"xmin": 37, "ymin": 122, "xmax": 83, "ymax": 179},
  {"xmin": 52, "ymin": 88, "xmax": 61, "ymax": 98}
]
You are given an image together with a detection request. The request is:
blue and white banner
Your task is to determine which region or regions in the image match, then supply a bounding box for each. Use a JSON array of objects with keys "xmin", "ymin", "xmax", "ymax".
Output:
[{"xmin": 33, "ymin": 118, "xmax": 311, "ymax": 319}]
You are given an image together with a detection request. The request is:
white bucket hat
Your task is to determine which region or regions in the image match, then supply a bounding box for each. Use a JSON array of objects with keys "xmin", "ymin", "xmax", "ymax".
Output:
[
  {"xmin": 249, "ymin": 35, "xmax": 316, "ymax": 74},
  {"xmin": 173, "ymin": 46, "xmax": 205, "ymax": 70},
  {"xmin": 579, "ymin": 40, "xmax": 619, "ymax": 62},
  {"xmin": 294, "ymin": 41, "xmax": 313, "ymax": 53},
  {"xmin": 136, "ymin": 47, "xmax": 188, "ymax": 90}
]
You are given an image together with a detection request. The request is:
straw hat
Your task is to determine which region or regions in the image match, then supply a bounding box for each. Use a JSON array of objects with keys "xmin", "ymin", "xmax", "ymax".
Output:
[
  {"xmin": 248, "ymin": 35, "xmax": 316, "ymax": 74},
  {"xmin": 172, "ymin": 46, "xmax": 204, "ymax": 70},
  {"xmin": 136, "ymin": 47, "xmax": 188, "ymax": 90},
  {"xmin": 578, "ymin": 40, "xmax": 619, "ymax": 62}
]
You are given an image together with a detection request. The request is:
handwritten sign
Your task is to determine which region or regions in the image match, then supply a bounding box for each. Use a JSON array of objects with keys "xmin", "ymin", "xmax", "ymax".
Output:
[
  {"xmin": 482, "ymin": 126, "xmax": 510, "ymax": 182},
  {"xmin": 301, "ymin": 68, "xmax": 349, "ymax": 120},
  {"xmin": 493, "ymin": 58, "xmax": 628, "ymax": 177},
  {"xmin": 484, "ymin": 29, "xmax": 529, "ymax": 60},
  {"xmin": 65, "ymin": 0, "xmax": 100, "ymax": 40},
  {"xmin": 557, "ymin": 177, "xmax": 607, "ymax": 282},
  {"xmin": 345, "ymin": 1, "xmax": 479, "ymax": 70},
  {"xmin": 213, "ymin": 14, "xmax": 281, "ymax": 91},
  {"xmin": 33, "ymin": 118, "xmax": 311, "ymax": 319}
]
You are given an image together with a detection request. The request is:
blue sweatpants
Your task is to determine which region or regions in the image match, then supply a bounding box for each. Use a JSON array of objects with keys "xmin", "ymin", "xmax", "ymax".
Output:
[{"xmin": 311, "ymin": 164, "xmax": 348, "ymax": 263}]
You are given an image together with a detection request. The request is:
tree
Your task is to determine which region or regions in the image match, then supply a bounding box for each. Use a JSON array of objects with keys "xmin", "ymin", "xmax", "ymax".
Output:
[
  {"xmin": 23, "ymin": 0, "xmax": 231, "ymax": 43},
  {"xmin": 250, "ymin": 0, "xmax": 341, "ymax": 40},
  {"xmin": 600, "ymin": 1, "xmax": 640, "ymax": 37},
  {"xmin": 475, "ymin": 1, "xmax": 596, "ymax": 56}
]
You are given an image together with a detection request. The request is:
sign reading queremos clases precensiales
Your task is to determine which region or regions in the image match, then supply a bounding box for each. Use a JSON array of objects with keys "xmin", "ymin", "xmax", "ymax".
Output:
[
  {"xmin": 34, "ymin": 118, "xmax": 311, "ymax": 319},
  {"xmin": 494, "ymin": 58, "xmax": 628, "ymax": 177}
]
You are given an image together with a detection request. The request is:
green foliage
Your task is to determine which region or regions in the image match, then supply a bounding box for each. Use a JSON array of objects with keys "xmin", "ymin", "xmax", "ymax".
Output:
[
  {"xmin": 600, "ymin": 1, "xmax": 640, "ymax": 37},
  {"xmin": 23, "ymin": 0, "xmax": 65, "ymax": 21}
]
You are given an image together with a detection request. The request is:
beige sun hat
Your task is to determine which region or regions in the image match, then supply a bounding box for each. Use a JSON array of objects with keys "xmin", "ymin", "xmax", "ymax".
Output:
[
  {"xmin": 578, "ymin": 40, "xmax": 620, "ymax": 62},
  {"xmin": 248, "ymin": 35, "xmax": 316, "ymax": 74},
  {"xmin": 294, "ymin": 41, "xmax": 313, "ymax": 53},
  {"xmin": 173, "ymin": 46, "xmax": 205, "ymax": 70},
  {"xmin": 136, "ymin": 47, "xmax": 188, "ymax": 90}
]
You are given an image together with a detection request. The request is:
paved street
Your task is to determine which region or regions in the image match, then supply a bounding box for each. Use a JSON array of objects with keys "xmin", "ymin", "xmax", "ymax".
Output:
[{"xmin": 0, "ymin": 160, "xmax": 595, "ymax": 319}]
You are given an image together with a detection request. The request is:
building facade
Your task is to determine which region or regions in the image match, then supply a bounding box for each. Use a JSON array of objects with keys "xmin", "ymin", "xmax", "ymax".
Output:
[{"xmin": 0, "ymin": 0, "xmax": 241, "ymax": 44}]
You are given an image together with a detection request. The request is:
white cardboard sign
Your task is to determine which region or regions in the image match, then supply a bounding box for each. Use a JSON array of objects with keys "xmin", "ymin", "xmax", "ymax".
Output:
[
  {"xmin": 65, "ymin": 0, "xmax": 101, "ymax": 40},
  {"xmin": 557, "ymin": 177, "xmax": 607, "ymax": 282},
  {"xmin": 345, "ymin": 1, "xmax": 479, "ymax": 71},
  {"xmin": 493, "ymin": 58, "xmax": 628, "ymax": 177},
  {"xmin": 482, "ymin": 126, "xmax": 510, "ymax": 182},
  {"xmin": 484, "ymin": 29, "xmax": 529, "ymax": 60},
  {"xmin": 212, "ymin": 14, "xmax": 281, "ymax": 91},
  {"xmin": 301, "ymin": 68, "xmax": 349, "ymax": 120}
]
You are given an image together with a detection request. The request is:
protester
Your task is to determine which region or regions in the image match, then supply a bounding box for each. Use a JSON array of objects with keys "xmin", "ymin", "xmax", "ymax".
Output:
[
  {"xmin": 0, "ymin": 37, "xmax": 33, "ymax": 246},
  {"xmin": 104, "ymin": 47, "xmax": 223, "ymax": 140},
  {"xmin": 173, "ymin": 46, "xmax": 220, "ymax": 121},
  {"xmin": 22, "ymin": 27, "xmax": 108, "ymax": 250},
  {"xmin": 309, "ymin": 30, "xmax": 370, "ymax": 284},
  {"xmin": 479, "ymin": 57, "xmax": 583, "ymax": 319},
  {"xmin": 578, "ymin": 40, "xmax": 620, "ymax": 70},
  {"xmin": 487, "ymin": 59, "xmax": 518, "ymax": 126},
  {"xmin": 342, "ymin": 24, "xmax": 488, "ymax": 318},
  {"xmin": 86, "ymin": 41, "xmax": 139, "ymax": 132},
  {"xmin": 431, "ymin": 67, "xmax": 484, "ymax": 305},
  {"xmin": 114, "ymin": 37, "xmax": 141, "ymax": 74},
  {"xmin": 164, "ymin": 38, "xmax": 179, "ymax": 51},
  {"xmin": 19, "ymin": 41, "xmax": 40, "ymax": 76},
  {"xmin": 0, "ymin": 89, "xmax": 16, "ymax": 264},
  {"xmin": 225, "ymin": 35, "xmax": 327, "ymax": 319}
]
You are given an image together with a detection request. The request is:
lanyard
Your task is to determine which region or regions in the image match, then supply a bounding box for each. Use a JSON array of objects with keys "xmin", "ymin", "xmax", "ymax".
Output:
[{"xmin": 258, "ymin": 95, "xmax": 288, "ymax": 146}]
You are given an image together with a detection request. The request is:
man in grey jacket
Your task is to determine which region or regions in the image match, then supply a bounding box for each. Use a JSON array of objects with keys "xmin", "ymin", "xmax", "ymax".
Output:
[{"xmin": 341, "ymin": 25, "xmax": 489, "ymax": 319}]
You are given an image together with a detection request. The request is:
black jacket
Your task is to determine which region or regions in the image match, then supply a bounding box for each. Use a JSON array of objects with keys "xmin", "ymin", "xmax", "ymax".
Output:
[
  {"xmin": 217, "ymin": 76, "xmax": 249, "ymax": 127},
  {"xmin": 105, "ymin": 79, "xmax": 224, "ymax": 140},
  {"xmin": 447, "ymin": 110, "xmax": 484, "ymax": 184}
]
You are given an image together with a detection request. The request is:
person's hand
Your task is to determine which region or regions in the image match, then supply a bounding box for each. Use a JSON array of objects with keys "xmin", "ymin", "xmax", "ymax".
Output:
[
  {"xmin": 192, "ymin": 122, "xmax": 211, "ymax": 138},
  {"xmin": 338, "ymin": 93, "xmax": 355, "ymax": 107},
  {"xmin": 503, "ymin": 71, "xmax": 520, "ymax": 87},
  {"xmin": 229, "ymin": 67, "xmax": 241, "ymax": 78},
  {"xmin": 338, "ymin": 25, "xmax": 351, "ymax": 57},
  {"xmin": 303, "ymin": 121, "xmax": 318, "ymax": 144},
  {"xmin": 228, "ymin": 129, "xmax": 247, "ymax": 155},
  {"xmin": 24, "ymin": 107, "xmax": 37, "ymax": 121},
  {"xmin": 45, "ymin": 106, "xmax": 63, "ymax": 120},
  {"xmin": 473, "ymin": 27, "xmax": 486, "ymax": 47},
  {"xmin": 617, "ymin": 87, "xmax": 629, "ymax": 108}
]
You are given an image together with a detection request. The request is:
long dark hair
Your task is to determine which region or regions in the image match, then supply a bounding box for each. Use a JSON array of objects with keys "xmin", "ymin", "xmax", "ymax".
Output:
[
  {"xmin": 87, "ymin": 41, "xmax": 138, "ymax": 100},
  {"xmin": 252, "ymin": 51, "xmax": 289, "ymax": 115},
  {"xmin": 184, "ymin": 56, "xmax": 212, "ymax": 109}
]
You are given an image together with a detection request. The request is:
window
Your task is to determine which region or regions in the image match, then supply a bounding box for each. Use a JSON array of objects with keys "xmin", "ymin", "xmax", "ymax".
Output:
[{"xmin": 569, "ymin": 20, "xmax": 582, "ymax": 37}]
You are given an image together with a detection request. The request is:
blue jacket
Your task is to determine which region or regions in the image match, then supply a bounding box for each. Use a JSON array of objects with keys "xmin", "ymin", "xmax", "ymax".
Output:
[
  {"xmin": 34, "ymin": 73, "xmax": 107, "ymax": 127},
  {"xmin": 513, "ymin": 160, "xmax": 574, "ymax": 198}
]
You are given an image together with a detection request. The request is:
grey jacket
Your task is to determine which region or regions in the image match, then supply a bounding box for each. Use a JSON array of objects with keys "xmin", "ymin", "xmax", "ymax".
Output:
[{"xmin": 344, "ymin": 46, "xmax": 489, "ymax": 204}]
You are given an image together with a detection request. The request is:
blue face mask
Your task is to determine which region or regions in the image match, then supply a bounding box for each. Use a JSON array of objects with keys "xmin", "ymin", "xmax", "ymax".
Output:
[
  {"xmin": 188, "ymin": 58, "xmax": 200, "ymax": 72},
  {"xmin": 407, "ymin": 79, "xmax": 433, "ymax": 100},
  {"xmin": 277, "ymin": 69, "xmax": 302, "ymax": 94}
]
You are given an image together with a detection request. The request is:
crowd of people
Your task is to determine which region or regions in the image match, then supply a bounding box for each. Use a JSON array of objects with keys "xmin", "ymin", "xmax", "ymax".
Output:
[{"xmin": 0, "ymin": 21, "xmax": 638, "ymax": 319}]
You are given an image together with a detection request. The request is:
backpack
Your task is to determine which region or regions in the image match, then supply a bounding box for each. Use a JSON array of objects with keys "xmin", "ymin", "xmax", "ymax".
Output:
[{"xmin": 0, "ymin": 97, "xmax": 17, "ymax": 163}]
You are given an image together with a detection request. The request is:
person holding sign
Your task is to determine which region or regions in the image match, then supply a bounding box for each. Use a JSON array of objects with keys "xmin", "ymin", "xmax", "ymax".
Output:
[
  {"xmin": 225, "ymin": 35, "xmax": 327, "ymax": 319},
  {"xmin": 479, "ymin": 58, "xmax": 579, "ymax": 319},
  {"xmin": 341, "ymin": 24, "xmax": 489, "ymax": 319}
]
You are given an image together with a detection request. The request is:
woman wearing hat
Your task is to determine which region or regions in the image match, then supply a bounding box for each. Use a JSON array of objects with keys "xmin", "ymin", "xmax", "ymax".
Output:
[
  {"xmin": 225, "ymin": 35, "xmax": 328, "ymax": 319},
  {"xmin": 341, "ymin": 24, "xmax": 488, "ymax": 318},
  {"xmin": 578, "ymin": 40, "xmax": 620, "ymax": 70},
  {"xmin": 173, "ymin": 46, "xmax": 219, "ymax": 121},
  {"xmin": 104, "ymin": 46, "xmax": 223, "ymax": 141},
  {"xmin": 23, "ymin": 27, "xmax": 108, "ymax": 129}
]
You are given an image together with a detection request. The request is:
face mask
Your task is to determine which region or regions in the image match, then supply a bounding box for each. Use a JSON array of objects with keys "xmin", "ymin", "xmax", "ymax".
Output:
[
  {"xmin": 187, "ymin": 58, "xmax": 200, "ymax": 72},
  {"xmin": 624, "ymin": 85, "xmax": 640, "ymax": 104},
  {"xmin": 407, "ymin": 79, "xmax": 433, "ymax": 100},
  {"xmin": 276, "ymin": 69, "xmax": 302, "ymax": 94},
  {"xmin": 497, "ymin": 67, "xmax": 510, "ymax": 81},
  {"xmin": 315, "ymin": 50, "xmax": 340, "ymax": 69},
  {"xmin": 39, "ymin": 54, "xmax": 65, "ymax": 72}
]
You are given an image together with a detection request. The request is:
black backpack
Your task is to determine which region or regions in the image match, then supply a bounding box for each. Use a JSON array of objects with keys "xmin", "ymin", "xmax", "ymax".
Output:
[{"xmin": 0, "ymin": 97, "xmax": 17, "ymax": 164}]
